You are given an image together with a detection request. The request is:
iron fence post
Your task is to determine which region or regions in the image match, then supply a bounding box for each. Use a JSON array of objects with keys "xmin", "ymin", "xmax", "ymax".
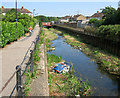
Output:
[
  {"xmin": 30, "ymin": 50, "xmax": 33, "ymax": 72},
  {"xmin": 35, "ymin": 38, "xmax": 38, "ymax": 50},
  {"xmin": 16, "ymin": 65, "xmax": 23, "ymax": 96},
  {"xmin": 37, "ymin": 35, "xmax": 39, "ymax": 40}
]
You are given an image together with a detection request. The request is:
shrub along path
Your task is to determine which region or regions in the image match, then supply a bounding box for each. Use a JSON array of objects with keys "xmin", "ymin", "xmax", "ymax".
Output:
[{"xmin": 1, "ymin": 24, "xmax": 40, "ymax": 96}]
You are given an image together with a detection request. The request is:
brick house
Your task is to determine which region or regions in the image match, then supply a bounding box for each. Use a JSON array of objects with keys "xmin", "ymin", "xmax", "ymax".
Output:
[
  {"xmin": 90, "ymin": 11, "xmax": 104, "ymax": 20},
  {"xmin": 1, "ymin": 6, "xmax": 33, "ymax": 17}
]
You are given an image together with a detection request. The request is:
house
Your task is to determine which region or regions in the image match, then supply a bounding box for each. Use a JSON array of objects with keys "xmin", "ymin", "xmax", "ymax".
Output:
[
  {"xmin": 1, "ymin": 6, "xmax": 33, "ymax": 17},
  {"xmin": 72, "ymin": 14, "xmax": 86, "ymax": 22},
  {"xmin": 59, "ymin": 16, "xmax": 71, "ymax": 23},
  {"xmin": 86, "ymin": 16, "xmax": 91, "ymax": 19},
  {"xmin": 59, "ymin": 18, "xmax": 69, "ymax": 23},
  {"xmin": 90, "ymin": 11, "xmax": 104, "ymax": 20},
  {"xmin": 64, "ymin": 15, "xmax": 71, "ymax": 20}
]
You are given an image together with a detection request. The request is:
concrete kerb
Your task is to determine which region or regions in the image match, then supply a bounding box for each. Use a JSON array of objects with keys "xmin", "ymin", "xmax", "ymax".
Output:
[{"xmin": 30, "ymin": 29, "xmax": 49, "ymax": 96}]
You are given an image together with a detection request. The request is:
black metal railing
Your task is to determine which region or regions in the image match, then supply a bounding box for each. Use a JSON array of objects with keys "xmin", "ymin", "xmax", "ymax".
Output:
[
  {"xmin": 14, "ymin": 34, "xmax": 40, "ymax": 97},
  {"xmin": 0, "ymin": 34, "xmax": 40, "ymax": 97}
]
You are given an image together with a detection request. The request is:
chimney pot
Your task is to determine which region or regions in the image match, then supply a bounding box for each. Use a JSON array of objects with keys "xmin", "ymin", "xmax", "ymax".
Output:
[
  {"xmin": 21, "ymin": 6, "xmax": 24, "ymax": 9},
  {"xmin": 97, "ymin": 11, "xmax": 99, "ymax": 13}
]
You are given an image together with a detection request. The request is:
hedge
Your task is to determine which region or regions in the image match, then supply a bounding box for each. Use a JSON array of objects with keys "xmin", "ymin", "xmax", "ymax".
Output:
[
  {"xmin": 98, "ymin": 25, "xmax": 120, "ymax": 41},
  {"xmin": 1, "ymin": 22, "xmax": 24, "ymax": 47}
]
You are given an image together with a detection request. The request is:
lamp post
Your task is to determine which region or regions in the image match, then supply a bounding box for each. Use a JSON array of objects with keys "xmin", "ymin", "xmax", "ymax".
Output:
[
  {"xmin": 33, "ymin": 9, "xmax": 35, "ymax": 18},
  {"xmin": 36, "ymin": 13, "xmax": 38, "ymax": 23},
  {"xmin": 15, "ymin": 0, "xmax": 18, "ymax": 40},
  {"xmin": 33, "ymin": 9, "xmax": 35, "ymax": 25}
]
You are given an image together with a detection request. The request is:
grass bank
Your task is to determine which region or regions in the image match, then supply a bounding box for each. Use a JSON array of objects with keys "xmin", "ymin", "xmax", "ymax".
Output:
[
  {"xmin": 43, "ymin": 28, "xmax": 57, "ymax": 51},
  {"xmin": 23, "ymin": 30, "xmax": 44, "ymax": 96},
  {"xmin": 43, "ymin": 28, "xmax": 91, "ymax": 96},
  {"xmin": 51, "ymin": 28, "xmax": 120, "ymax": 77}
]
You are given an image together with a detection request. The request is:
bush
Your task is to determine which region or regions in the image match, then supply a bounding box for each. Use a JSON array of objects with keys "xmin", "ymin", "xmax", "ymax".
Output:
[
  {"xmin": 1, "ymin": 22, "xmax": 24, "ymax": 47},
  {"xmin": 2, "ymin": 9, "xmax": 36, "ymax": 33},
  {"xmin": 84, "ymin": 26, "xmax": 98, "ymax": 34},
  {"xmin": 39, "ymin": 22, "xmax": 42, "ymax": 27},
  {"xmin": 89, "ymin": 19, "xmax": 103, "ymax": 27},
  {"xmin": 98, "ymin": 25, "xmax": 120, "ymax": 41}
]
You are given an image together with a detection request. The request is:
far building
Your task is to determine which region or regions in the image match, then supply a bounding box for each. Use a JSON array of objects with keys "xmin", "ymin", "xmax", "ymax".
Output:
[
  {"xmin": 59, "ymin": 15, "xmax": 71, "ymax": 23},
  {"xmin": 90, "ymin": 11, "xmax": 104, "ymax": 20},
  {"xmin": 64, "ymin": 15, "xmax": 71, "ymax": 20},
  {"xmin": 72, "ymin": 14, "xmax": 86, "ymax": 22},
  {"xmin": 1, "ymin": 6, "xmax": 33, "ymax": 17}
]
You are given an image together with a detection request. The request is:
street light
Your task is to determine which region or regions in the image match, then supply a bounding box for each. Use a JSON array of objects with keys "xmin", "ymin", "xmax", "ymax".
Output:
[
  {"xmin": 15, "ymin": 0, "xmax": 17, "ymax": 27},
  {"xmin": 33, "ymin": 9, "xmax": 35, "ymax": 18},
  {"xmin": 36, "ymin": 13, "xmax": 38, "ymax": 23},
  {"xmin": 15, "ymin": 0, "xmax": 18, "ymax": 40},
  {"xmin": 33, "ymin": 9, "xmax": 35, "ymax": 24}
]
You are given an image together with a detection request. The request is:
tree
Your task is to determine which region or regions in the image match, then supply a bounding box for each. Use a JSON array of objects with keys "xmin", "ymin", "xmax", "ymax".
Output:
[
  {"xmin": 89, "ymin": 18, "xmax": 103, "ymax": 27},
  {"xmin": 2, "ymin": 9, "xmax": 36, "ymax": 32},
  {"xmin": 101, "ymin": 6, "xmax": 117, "ymax": 25},
  {"xmin": 35, "ymin": 15, "xmax": 59, "ymax": 22},
  {"xmin": 102, "ymin": 6, "xmax": 117, "ymax": 19}
]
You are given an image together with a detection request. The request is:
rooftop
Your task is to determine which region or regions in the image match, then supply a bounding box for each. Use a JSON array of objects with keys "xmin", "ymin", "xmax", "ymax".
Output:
[
  {"xmin": 91, "ymin": 11, "xmax": 104, "ymax": 18},
  {"xmin": 1, "ymin": 6, "xmax": 32, "ymax": 14}
]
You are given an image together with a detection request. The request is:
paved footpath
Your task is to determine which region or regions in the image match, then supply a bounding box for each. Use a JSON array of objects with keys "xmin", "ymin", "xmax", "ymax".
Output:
[{"xmin": 0, "ymin": 24, "xmax": 40, "ymax": 96}]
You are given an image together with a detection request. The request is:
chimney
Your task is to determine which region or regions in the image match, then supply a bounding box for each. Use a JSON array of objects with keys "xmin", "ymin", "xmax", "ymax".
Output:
[
  {"xmin": 2, "ymin": 6, "xmax": 4, "ymax": 8},
  {"xmin": 97, "ymin": 11, "xmax": 99, "ymax": 13},
  {"xmin": 21, "ymin": 6, "xmax": 24, "ymax": 10}
]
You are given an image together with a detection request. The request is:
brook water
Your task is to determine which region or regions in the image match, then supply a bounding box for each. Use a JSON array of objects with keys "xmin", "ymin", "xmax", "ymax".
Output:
[{"xmin": 47, "ymin": 34, "xmax": 120, "ymax": 96}]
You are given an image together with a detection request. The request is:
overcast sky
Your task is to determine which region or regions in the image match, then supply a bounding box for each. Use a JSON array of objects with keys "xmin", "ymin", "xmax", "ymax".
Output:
[{"xmin": 1, "ymin": 1, "xmax": 119, "ymax": 17}]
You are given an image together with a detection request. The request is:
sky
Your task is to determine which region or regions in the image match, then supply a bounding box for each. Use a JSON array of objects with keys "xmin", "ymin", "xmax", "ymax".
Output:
[{"xmin": 1, "ymin": 1, "xmax": 119, "ymax": 17}]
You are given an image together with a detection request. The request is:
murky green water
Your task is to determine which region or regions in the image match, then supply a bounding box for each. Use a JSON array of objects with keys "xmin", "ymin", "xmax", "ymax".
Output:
[{"xmin": 47, "ymin": 34, "xmax": 120, "ymax": 96}]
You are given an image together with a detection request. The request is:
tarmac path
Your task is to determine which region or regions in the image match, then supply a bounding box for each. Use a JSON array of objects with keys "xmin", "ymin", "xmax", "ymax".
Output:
[{"xmin": 0, "ymin": 24, "xmax": 40, "ymax": 96}]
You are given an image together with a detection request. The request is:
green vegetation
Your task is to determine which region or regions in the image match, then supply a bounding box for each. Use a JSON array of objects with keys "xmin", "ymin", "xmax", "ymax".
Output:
[
  {"xmin": 54, "ymin": 28, "xmax": 120, "ymax": 76},
  {"xmin": 42, "ymin": 28, "xmax": 58, "ymax": 51},
  {"xmin": 36, "ymin": 15, "xmax": 61, "ymax": 28},
  {"xmin": 86, "ymin": 6, "xmax": 120, "ymax": 41},
  {"xmin": 98, "ymin": 25, "xmax": 120, "ymax": 41},
  {"xmin": 2, "ymin": 9, "xmax": 37, "ymax": 32},
  {"xmin": 43, "ymin": 28, "xmax": 91, "ymax": 96},
  {"xmin": 1, "ymin": 9, "xmax": 37, "ymax": 47},
  {"xmin": 84, "ymin": 26, "xmax": 98, "ymax": 35},
  {"xmin": 23, "ymin": 30, "xmax": 44, "ymax": 96},
  {"xmin": 102, "ymin": 6, "xmax": 120, "ymax": 25},
  {"xmin": 36, "ymin": 15, "xmax": 60, "ymax": 22},
  {"xmin": 49, "ymin": 28, "xmax": 63, "ymax": 35},
  {"xmin": 84, "ymin": 24, "xmax": 120, "ymax": 41},
  {"xmin": 89, "ymin": 18, "xmax": 103, "ymax": 27},
  {"xmin": 43, "ymin": 28, "xmax": 57, "ymax": 41},
  {"xmin": 1, "ymin": 22, "xmax": 24, "ymax": 47},
  {"xmin": 47, "ymin": 54, "xmax": 91, "ymax": 96}
]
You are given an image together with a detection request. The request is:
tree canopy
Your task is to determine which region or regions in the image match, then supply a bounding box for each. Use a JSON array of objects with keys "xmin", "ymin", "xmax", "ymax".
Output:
[
  {"xmin": 89, "ymin": 18, "xmax": 103, "ymax": 27},
  {"xmin": 101, "ymin": 6, "xmax": 120, "ymax": 25},
  {"xmin": 35, "ymin": 15, "xmax": 60, "ymax": 22}
]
